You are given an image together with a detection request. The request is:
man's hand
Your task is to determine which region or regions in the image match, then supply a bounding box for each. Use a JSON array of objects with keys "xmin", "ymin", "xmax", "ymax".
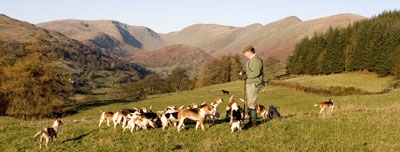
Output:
[{"xmin": 239, "ymin": 71, "xmax": 244, "ymax": 76}]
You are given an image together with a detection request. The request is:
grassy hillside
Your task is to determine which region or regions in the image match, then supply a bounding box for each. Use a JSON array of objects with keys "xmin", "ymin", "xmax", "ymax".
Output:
[
  {"xmin": 1, "ymin": 79, "xmax": 400, "ymax": 151},
  {"xmin": 284, "ymin": 72, "xmax": 394, "ymax": 92}
]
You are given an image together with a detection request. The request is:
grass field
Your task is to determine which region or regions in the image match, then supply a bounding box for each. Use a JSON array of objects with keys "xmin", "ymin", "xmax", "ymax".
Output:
[
  {"xmin": 1, "ymin": 78, "xmax": 400, "ymax": 151},
  {"xmin": 284, "ymin": 72, "xmax": 394, "ymax": 92}
]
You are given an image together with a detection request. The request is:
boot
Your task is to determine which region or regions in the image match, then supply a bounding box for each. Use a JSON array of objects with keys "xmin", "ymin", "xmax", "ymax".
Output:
[
  {"xmin": 245, "ymin": 109, "xmax": 257, "ymax": 128},
  {"xmin": 250, "ymin": 109, "xmax": 257, "ymax": 127}
]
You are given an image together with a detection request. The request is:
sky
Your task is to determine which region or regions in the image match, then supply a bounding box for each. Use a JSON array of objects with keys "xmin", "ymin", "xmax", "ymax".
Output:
[{"xmin": 0, "ymin": 0, "xmax": 398, "ymax": 33}]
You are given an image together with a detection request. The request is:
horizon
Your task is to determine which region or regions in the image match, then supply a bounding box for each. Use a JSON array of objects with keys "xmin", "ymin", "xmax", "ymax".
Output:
[{"xmin": 0, "ymin": 0, "xmax": 399, "ymax": 33}]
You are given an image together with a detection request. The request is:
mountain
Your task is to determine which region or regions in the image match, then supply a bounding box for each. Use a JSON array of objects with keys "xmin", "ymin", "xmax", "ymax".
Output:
[
  {"xmin": 37, "ymin": 19, "xmax": 166, "ymax": 57},
  {"xmin": 130, "ymin": 44, "xmax": 212, "ymax": 76},
  {"xmin": 37, "ymin": 13, "xmax": 365, "ymax": 66},
  {"xmin": 0, "ymin": 14, "xmax": 149, "ymax": 81},
  {"xmin": 162, "ymin": 14, "xmax": 366, "ymax": 60}
]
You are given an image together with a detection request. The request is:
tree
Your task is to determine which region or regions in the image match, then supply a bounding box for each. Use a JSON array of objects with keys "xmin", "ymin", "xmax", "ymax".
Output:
[
  {"xmin": 1, "ymin": 52, "xmax": 73, "ymax": 118},
  {"xmin": 166, "ymin": 67, "xmax": 190, "ymax": 92},
  {"xmin": 264, "ymin": 56, "xmax": 280, "ymax": 79},
  {"xmin": 142, "ymin": 73, "xmax": 163, "ymax": 95},
  {"xmin": 107, "ymin": 81, "xmax": 146, "ymax": 100}
]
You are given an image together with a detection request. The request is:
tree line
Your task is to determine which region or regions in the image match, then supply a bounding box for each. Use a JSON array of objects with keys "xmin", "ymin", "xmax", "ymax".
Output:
[
  {"xmin": 196, "ymin": 54, "xmax": 242, "ymax": 87},
  {"xmin": 287, "ymin": 10, "xmax": 400, "ymax": 78},
  {"xmin": 108, "ymin": 67, "xmax": 196, "ymax": 100}
]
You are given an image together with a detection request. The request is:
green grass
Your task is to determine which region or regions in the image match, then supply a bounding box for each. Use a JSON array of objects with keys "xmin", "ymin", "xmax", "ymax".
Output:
[
  {"xmin": 285, "ymin": 72, "xmax": 394, "ymax": 92},
  {"xmin": 92, "ymin": 70, "xmax": 117, "ymax": 87},
  {"xmin": 1, "ymin": 80, "xmax": 400, "ymax": 151}
]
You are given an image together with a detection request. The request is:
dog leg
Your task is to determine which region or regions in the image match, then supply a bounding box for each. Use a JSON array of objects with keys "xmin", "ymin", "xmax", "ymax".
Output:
[
  {"xmin": 319, "ymin": 107, "xmax": 325, "ymax": 114},
  {"xmin": 195, "ymin": 121, "xmax": 200, "ymax": 131},
  {"xmin": 200, "ymin": 117, "xmax": 205, "ymax": 131},
  {"xmin": 107, "ymin": 119, "xmax": 110, "ymax": 127},
  {"xmin": 113, "ymin": 120, "xmax": 117, "ymax": 128},
  {"xmin": 98, "ymin": 119, "xmax": 103, "ymax": 127},
  {"xmin": 39, "ymin": 136, "xmax": 43, "ymax": 149},
  {"xmin": 177, "ymin": 119, "xmax": 185, "ymax": 132},
  {"xmin": 45, "ymin": 137, "xmax": 49, "ymax": 148},
  {"xmin": 231, "ymin": 125, "xmax": 235, "ymax": 133}
]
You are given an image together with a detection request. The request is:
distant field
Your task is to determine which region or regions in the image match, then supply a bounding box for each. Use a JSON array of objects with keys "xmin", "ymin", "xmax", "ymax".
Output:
[
  {"xmin": 1, "ymin": 80, "xmax": 400, "ymax": 151},
  {"xmin": 284, "ymin": 72, "xmax": 394, "ymax": 92}
]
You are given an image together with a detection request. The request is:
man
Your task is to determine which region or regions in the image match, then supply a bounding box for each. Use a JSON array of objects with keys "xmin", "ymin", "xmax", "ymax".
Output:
[{"xmin": 239, "ymin": 45, "xmax": 264, "ymax": 128}]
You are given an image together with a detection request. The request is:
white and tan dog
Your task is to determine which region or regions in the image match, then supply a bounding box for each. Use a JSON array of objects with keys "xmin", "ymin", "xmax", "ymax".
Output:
[
  {"xmin": 230, "ymin": 102, "xmax": 243, "ymax": 133},
  {"xmin": 98, "ymin": 111, "xmax": 124, "ymax": 128},
  {"xmin": 314, "ymin": 99, "xmax": 334, "ymax": 114},
  {"xmin": 177, "ymin": 104, "xmax": 215, "ymax": 132},
  {"xmin": 206, "ymin": 98, "xmax": 223, "ymax": 124},
  {"xmin": 33, "ymin": 120, "xmax": 63, "ymax": 149},
  {"xmin": 124, "ymin": 111, "xmax": 152, "ymax": 132},
  {"xmin": 159, "ymin": 106, "xmax": 180, "ymax": 130},
  {"xmin": 254, "ymin": 104, "xmax": 268, "ymax": 122}
]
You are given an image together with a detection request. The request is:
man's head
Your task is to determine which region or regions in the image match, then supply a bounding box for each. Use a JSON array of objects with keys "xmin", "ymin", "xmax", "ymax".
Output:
[{"xmin": 242, "ymin": 45, "xmax": 255, "ymax": 59}]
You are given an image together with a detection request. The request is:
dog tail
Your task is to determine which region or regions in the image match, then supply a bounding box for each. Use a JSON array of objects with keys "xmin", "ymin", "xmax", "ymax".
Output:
[
  {"xmin": 33, "ymin": 130, "xmax": 42, "ymax": 138},
  {"xmin": 313, "ymin": 104, "xmax": 318, "ymax": 107},
  {"xmin": 229, "ymin": 95, "xmax": 234, "ymax": 102}
]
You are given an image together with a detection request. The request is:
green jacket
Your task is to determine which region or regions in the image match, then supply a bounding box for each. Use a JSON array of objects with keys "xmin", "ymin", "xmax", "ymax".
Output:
[{"xmin": 245, "ymin": 55, "xmax": 263, "ymax": 84}]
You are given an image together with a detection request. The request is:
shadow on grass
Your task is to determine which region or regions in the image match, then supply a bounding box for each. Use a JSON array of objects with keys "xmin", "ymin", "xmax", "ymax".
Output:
[
  {"xmin": 57, "ymin": 99, "xmax": 140, "ymax": 117},
  {"xmin": 62, "ymin": 129, "xmax": 96, "ymax": 143}
]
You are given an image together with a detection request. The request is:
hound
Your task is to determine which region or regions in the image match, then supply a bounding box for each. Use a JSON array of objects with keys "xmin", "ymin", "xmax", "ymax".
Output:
[
  {"xmin": 160, "ymin": 111, "xmax": 179, "ymax": 130},
  {"xmin": 230, "ymin": 102, "xmax": 243, "ymax": 133},
  {"xmin": 177, "ymin": 104, "xmax": 215, "ymax": 132},
  {"xmin": 254, "ymin": 104, "xmax": 268, "ymax": 122},
  {"xmin": 124, "ymin": 112, "xmax": 152, "ymax": 132},
  {"xmin": 159, "ymin": 106, "xmax": 180, "ymax": 130},
  {"xmin": 121, "ymin": 108, "xmax": 137, "ymax": 128},
  {"xmin": 204, "ymin": 98, "xmax": 223, "ymax": 124},
  {"xmin": 98, "ymin": 111, "xmax": 124, "ymax": 128},
  {"xmin": 221, "ymin": 89, "xmax": 230, "ymax": 95},
  {"xmin": 33, "ymin": 120, "xmax": 63, "ymax": 149},
  {"xmin": 226, "ymin": 96, "xmax": 248, "ymax": 121},
  {"xmin": 314, "ymin": 99, "xmax": 335, "ymax": 114}
]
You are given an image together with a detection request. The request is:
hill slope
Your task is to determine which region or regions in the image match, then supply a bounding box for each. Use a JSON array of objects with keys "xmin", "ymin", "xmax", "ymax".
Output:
[
  {"xmin": 1, "ymin": 79, "xmax": 400, "ymax": 151},
  {"xmin": 163, "ymin": 14, "xmax": 365, "ymax": 60},
  {"xmin": 38, "ymin": 14, "xmax": 364, "ymax": 62},
  {"xmin": 0, "ymin": 14, "xmax": 149, "ymax": 80},
  {"xmin": 130, "ymin": 44, "xmax": 212, "ymax": 71},
  {"xmin": 37, "ymin": 19, "xmax": 166, "ymax": 57}
]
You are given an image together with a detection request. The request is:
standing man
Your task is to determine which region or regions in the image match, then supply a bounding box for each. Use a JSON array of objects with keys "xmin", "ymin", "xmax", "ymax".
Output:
[{"xmin": 239, "ymin": 45, "xmax": 264, "ymax": 128}]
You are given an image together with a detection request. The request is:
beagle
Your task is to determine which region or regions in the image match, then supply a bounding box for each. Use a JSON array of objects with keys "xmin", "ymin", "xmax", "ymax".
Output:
[
  {"xmin": 205, "ymin": 98, "xmax": 223, "ymax": 124},
  {"xmin": 314, "ymin": 99, "xmax": 334, "ymax": 114},
  {"xmin": 230, "ymin": 102, "xmax": 243, "ymax": 133},
  {"xmin": 177, "ymin": 104, "xmax": 215, "ymax": 132},
  {"xmin": 98, "ymin": 111, "xmax": 124, "ymax": 128},
  {"xmin": 33, "ymin": 120, "xmax": 63, "ymax": 149}
]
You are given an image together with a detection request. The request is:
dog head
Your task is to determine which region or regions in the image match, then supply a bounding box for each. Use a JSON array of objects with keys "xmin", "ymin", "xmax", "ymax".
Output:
[
  {"xmin": 189, "ymin": 103, "xmax": 198, "ymax": 109},
  {"xmin": 211, "ymin": 98, "xmax": 223, "ymax": 106},
  {"xmin": 140, "ymin": 107, "xmax": 147, "ymax": 113},
  {"xmin": 226, "ymin": 98, "xmax": 238, "ymax": 111},
  {"xmin": 231, "ymin": 102, "xmax": 239, "ymax": 111},
  {"xmin": 53, "ymin": 119, "xmax": 63, "ymax": 127}
]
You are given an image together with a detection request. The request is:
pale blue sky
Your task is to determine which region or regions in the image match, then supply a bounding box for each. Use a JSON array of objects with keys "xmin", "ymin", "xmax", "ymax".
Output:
[{"xmin": 0, "ymin": 0, "xmax": 398, "ymax": 33}]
